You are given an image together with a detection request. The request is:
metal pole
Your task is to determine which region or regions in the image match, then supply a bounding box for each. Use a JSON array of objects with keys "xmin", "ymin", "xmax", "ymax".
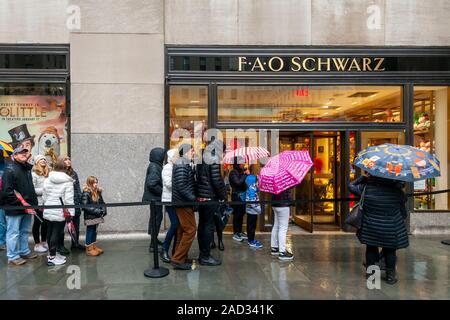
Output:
[{"xmin": 144, "ymin": 200, "xmax": 169, "ymax": 278}]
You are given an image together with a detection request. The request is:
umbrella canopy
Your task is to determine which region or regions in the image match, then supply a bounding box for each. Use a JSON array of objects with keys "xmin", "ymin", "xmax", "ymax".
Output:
[
  {"xmin": 66, "ymin": 221, "xmax": 77, "ymax": 243},
  {"xmin": 259, "ymin": 150, "xmax": 313, "ymax": 194},
  {"xmin": 354, "ymin": 143, "xmax": 441, "ymax": 182},
  {"xmin": 0, "ymin": 140, "xmax": 13, "ymax": 157},
  {"xmin": 223, "ymin": 146, "xmax": 270, "ymax": 164}
]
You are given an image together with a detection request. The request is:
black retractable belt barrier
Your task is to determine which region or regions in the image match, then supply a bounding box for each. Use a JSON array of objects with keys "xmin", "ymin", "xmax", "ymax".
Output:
[
  {"xmin": 1, "ymin": 188, "xmax": 449, "ymax": 273},
  {"xmin": 144, "ymin": 200, "xmax": 169, "ymax": 278}
]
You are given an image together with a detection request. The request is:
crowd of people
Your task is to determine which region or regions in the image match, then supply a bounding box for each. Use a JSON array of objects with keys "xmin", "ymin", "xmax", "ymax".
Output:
[
  {"xmin": 0, "ymin": 137, "xmax": 409, "ymax": 285},
  {"xmin": 0, "ymin": 144, "xmax": 106, "ymax": 266}
]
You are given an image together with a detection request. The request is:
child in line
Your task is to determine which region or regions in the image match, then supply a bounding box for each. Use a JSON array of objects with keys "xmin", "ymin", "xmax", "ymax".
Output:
[{"xmin": 241, "ymin": 173, "xmax": 263, "ymax": 249}]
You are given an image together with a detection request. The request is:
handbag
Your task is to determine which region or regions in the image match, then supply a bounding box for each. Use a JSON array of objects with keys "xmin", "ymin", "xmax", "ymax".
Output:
[
  {"xmin": 59, "ymin": 197, "xmax": 71, "ymax": 220},
  {"xmin": 214, "ymin": 204, "xmax": 232, "ymax": 231},
  {"xmin": 345, "ymin": 186, "xmax": 366, "ymax": 229}
]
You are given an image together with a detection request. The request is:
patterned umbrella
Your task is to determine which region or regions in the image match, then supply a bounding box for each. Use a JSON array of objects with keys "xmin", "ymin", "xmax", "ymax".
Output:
[
  {"xmin": 223, "ymin": 146, "xmax": 270, "ymax": 164},
  {"xmin": 259, "ymin": 150, "xmax": 313, "ymax": 194},
  {"xmin": 0, "ymin": 140, "xmax": 13, "ymax": 157},
  {"xmin": 354, "ymin": 143, "xmax": 441, "ymax": 182}
]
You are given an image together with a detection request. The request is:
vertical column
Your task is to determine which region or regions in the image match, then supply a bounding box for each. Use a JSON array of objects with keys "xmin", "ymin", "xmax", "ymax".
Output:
[{"xmin": 434, "ymin": 89, "xmax": 448, "ymax": 209}]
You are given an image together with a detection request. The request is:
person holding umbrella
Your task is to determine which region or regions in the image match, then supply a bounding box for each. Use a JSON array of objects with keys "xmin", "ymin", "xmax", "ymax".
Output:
[
  {"xmin": 259, "ymin": 150, "xmax": 314, "ymax": 261},
  {"xmin": 350, "ymin": 143, "xmax": 441, "ymax": 285}
]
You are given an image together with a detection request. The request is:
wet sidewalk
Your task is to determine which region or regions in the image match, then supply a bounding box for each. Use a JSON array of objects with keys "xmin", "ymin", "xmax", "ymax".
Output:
[{"xmin": 0, "ymin": 234, "xmax": 448, "ymax": 300}]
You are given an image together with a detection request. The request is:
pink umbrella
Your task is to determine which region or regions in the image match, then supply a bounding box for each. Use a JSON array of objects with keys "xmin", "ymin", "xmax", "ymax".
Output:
[
  {"xmin": 223, "ymin": 146, "xmax": 270, "ymax": 164},
  {"xmin": 259, "ymin": 150, "xmax": 313, "ymax": 194}
]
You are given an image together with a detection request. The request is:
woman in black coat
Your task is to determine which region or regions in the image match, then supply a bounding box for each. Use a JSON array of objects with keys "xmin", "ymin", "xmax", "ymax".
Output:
[{"xmin": 349, "ymin": 173, "xmax": 409, "ymax": 285}]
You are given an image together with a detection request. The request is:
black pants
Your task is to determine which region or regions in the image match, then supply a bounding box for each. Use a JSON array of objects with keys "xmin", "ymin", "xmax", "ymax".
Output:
[
  {"xmin": 232, "ymin": 195, "xmax": 246, "ymax": 234},
  {"xmin": 213, "ymin": 216, "xmax": 223, "ymax": 243},
  {"xmin": 246, "ymin": 214, "xmax": 258, "ymax": 242},
  {"xmin": 366, "ymin": 246, "xmax": 397, "ymax": 270},
  {"xmin": 148, "ymin": 202, "xmax": 163, "ymax": 243},
  {"xmin": 71, "ymin": 213, "xmax": 82, "ymax": 246},
  {"xmin": 32, "ymin": 209, "xmax": 47, "ymax": 244},
  {"xmin": 198, "ymin": 204, "xmax": 218, "ymax": 259},
  {"xmin": 46, "ymin": 220, "xmax": 66, "ymax": 256}
]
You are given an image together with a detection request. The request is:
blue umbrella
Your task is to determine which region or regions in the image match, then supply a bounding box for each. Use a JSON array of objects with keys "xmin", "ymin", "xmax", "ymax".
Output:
[{"xmin": 354, "ymin": 143, "xmax": 441, "ymax": 182}]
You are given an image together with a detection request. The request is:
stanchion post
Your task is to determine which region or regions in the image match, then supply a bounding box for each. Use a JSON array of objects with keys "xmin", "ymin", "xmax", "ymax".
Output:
[{"xmin": 144, "ymin": 200, "xmax": 169, "ymax": 278}]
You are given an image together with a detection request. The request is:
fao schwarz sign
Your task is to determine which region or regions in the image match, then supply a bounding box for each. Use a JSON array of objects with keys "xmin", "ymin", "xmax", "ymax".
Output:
[{"xmin": 237, "ymin": 56, "xmax": 386, "ymax": 72}]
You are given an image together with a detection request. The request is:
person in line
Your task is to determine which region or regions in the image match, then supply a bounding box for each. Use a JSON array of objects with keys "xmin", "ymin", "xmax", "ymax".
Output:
[
  {"xmin": 229, "ymin": 156, "xmax": 250, "ymax": 242},
  {"xmin": 0, "ymin": 153, "xmax": 8, "ymax": 251},
  {"xmin": 349, "ymin": 172, "xmax": 409, "ymax": 285},
  {"xmin": 142, "ymin": 148, "xmax": 166, "ymax": 252},
  {"xmin": 160, "ymin": 148, "xmax": 178, "ymax": 263},
  {"xmin": 270, "ymin": 188, "xmax": 294, "ymax": 260},
  {"xmin": 243, "ymin": 172, "xmax": 263, "ymax": 249},
  {"xmin": 31, "ymin": 154, "xmax": 49, "ymax": 253},
  {"xmin": 171, "ymin": 144, "xmax": 197, "ymax": 270},
  {"xmin": 82, "ymin": 176, "xmax": 107, "ymax": 257},
  {"xmin": 42, "ymin": 157, "xmax": 74, "ymax": 266},
  {"xmin": 195, "ymin": 139, "xmax": 227, "ymax": 266},
  {"xmin": 2, "ymin": 145, "xmax": 38, "ymax": 265},
  {"xmin": 63, "ymin": 156, "xmax": 84, "ymax": 251}
]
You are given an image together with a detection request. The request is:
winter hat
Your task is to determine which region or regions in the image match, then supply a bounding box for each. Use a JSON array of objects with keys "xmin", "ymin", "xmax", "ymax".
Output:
[{"xmin": 34, "ymin": 154, "xmax": 47, "ymax": 164}]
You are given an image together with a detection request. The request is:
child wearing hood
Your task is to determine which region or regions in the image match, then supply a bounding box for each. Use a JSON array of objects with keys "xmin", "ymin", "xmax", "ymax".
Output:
[{"xmin": 241, "ymin": 172, "xmax": 263, "ymax": 249}]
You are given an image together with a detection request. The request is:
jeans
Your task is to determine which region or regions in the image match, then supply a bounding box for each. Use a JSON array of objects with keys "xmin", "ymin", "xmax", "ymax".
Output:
[
  {"xmin": 86, "ymin": 225, "xmax": 98, "ymax": 245},
  {"xmin": 5, "ymin": 214, "xmax": 32, "ymax": 261},
  {"xmin": 163, "ymin": 206, "xmax": 178, "ymax": 252},
  {"xmin": 46, "ymin": 220, "xmax": 65, "ymax": 257},
  {"xmin": 271, "ymin": 207, "xmax": 290, "ymax": 253},
  {"xmin": 366, "ymin": 246, "xmax": 397, "ymax": 270},
  {"xmin": 32, "ymin": 210, "xmax": 47, "ymax": 244},
  {"xmin": 0, "ymin": 209, "xmax": 6, "ymax": 246},
  {"xmin": 197, "ymin": 204, "xmax": 218, "ymax": 259}
]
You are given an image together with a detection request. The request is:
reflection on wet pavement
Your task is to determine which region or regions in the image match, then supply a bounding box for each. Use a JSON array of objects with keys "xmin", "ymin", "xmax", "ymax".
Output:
[{"xmin": 0, "ymin": 234, "xmax": 448, "ymax": 299}]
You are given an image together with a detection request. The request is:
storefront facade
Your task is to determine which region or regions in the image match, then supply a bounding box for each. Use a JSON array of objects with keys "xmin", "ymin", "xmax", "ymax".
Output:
[
  {"xmin": 166, "ymin": 46, "xmax": 450, "ymax": 232},
  {"xmin": 1, "ymin": 0, "xmax": 450, "ymax": 233}
]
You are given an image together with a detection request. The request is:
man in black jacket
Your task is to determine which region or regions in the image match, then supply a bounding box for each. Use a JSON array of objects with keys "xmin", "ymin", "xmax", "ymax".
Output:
[
  {"xmin": 2, "ymin": 146, "xmax": 38, "ymax": 265},
  {"xmin": 171, "ymin": 144, "xmax": 196, "ymax": 270},
  {"xmin": 196, "ymin": 139, "xmax": 227, "ymax": 266},
  {"xmin": 142, "ymin": 147, "xmax": 166, "ymax": 252}
]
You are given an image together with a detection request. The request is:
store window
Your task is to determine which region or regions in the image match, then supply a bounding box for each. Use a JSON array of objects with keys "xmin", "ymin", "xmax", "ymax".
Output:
[
  {"xmin": 413, "ymin": 86, "xmax": 450, "ymax": 210},
  {"xmin": 169, "ymin": 85, "xmax": 208, "ymax": 150},
  {"xmin": 217, "ymin": 85, "xmax": 403, "ymax": 123},
  {"xmin": 0, "ymin": 83, "xmax": 67, "ymax": 166}
]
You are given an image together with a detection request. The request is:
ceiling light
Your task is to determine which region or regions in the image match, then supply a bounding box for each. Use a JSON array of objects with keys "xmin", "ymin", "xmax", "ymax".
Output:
[
  {"xmin": 190, "ymin": 100, "xmax": 200, "ymax": 103},
  {"xmin": 392, "ymin": 111, "xmax": 400, "ymax": 115},
  {"xmin": 352, "ymin": 102, "xmax": 358, "ymax": 105},
  {"xmin": 373, "ymin": 111, "xmax": 385, "ymax": 116},
  {"xmin": 336, "ymin": 107, "xmax": 342, "ymax": 111},
  {"xmin": 322, "ymin": 106, "xmax": 329, "ymax": 109}
]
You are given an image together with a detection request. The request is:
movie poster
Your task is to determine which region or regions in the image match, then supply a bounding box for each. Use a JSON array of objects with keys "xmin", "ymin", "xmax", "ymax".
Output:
[{"xmin": 0, "ymin": 95, "xmax": 68, "ymax": 166}]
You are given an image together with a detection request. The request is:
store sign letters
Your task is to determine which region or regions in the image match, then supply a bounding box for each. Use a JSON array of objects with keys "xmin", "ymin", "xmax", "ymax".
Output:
[{"xmin": 237, "ymin": 56, "xmax": 385, "ymax": 72}]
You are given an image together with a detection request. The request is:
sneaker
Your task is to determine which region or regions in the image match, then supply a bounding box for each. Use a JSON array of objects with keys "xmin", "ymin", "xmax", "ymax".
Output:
[
  {"xmin": 20, "ymin": 252, "xmax": 38, "ymax": 259},
  {"xmin": 248, "ymin": 240, "xmax": 263, "ymax": 249},
  {"xmin": 198, "ymin": 256, "xmax": 221, "ymax": 266},
  {"xmin": 278, "ymin": 251, "xmax": 294, "ymax": 261},
  {"xmin": 232, "ymin": 233, "xmax": 244, "ymax": 242},
  {"xmin": 47, "ymin": 256, "xmax": 66, "ymax": 266},
  {"xmin": 57, "ymin": 246, "xmax": 70, "ymax": 256},
  {"xmin": 42, "ymin": 242, "xmax": 49, "ymax": 249},
  {"xmin": 171, "ymin": 262, "xmax": 192, "ymax": 270},
  {"xmin": 239, "ymin": 232, "xmax": 248, "ymax": 240},
  {"xmin": 34, "ymin": 244, "xmax": 48, "ymax": 253},
  {"xmin": 271, "ymin": 247, "xmax": 279, "ymax": 256},
  {"xmin": 56, "ymin": 252, "xmax": 67, "ymax": 262},
  {"xmin": 8, "ymin": 257, "xmax": 27, "ymax": 266}
]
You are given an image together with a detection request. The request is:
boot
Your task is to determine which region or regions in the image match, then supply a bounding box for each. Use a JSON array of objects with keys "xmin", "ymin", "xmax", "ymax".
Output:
[
  {"xmin": 218, "ymin": 239, "xmax": 225, "ymax": 251},
  {"xmin": 385, "ymin": 269, "xmax": 398, "ymax": 285},
  {"xmin": 86, "ymin": 244, "xmax": 100, "ymax": 257},
  {"xmin": 93, "ymin": 243, "xmax": 103, "ymax": 255},
  {"xmin": 160, "ymin": 249, "xmax": 171, "ymax": 263}
]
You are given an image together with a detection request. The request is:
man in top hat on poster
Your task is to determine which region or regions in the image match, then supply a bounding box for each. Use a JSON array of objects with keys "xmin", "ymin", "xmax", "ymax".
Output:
[{"xmin": 8, "ymin": 124, "xmax": 36, "ymax": 161}]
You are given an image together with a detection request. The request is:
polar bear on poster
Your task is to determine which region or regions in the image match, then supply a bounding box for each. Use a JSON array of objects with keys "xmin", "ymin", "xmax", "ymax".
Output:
[{"xmin": 37, "ymin": 126, "xmax": 61, "ymax": 167}]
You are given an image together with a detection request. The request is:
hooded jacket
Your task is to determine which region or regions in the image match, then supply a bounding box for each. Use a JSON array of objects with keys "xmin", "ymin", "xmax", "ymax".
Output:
[
  {"xmin": 161, "ymin": 149, "xmax": 177, "ymax": 203},
  {"xmin": 42, "ymin": 171, "xmax": 75, "ymax": 222},
  {"xmin": 349, "ymin": 175, "xmax": 409, "ymax": 249},
  {"xmin": 142, "ymin": 147, "xmax": 166, "ymax": 201},
  {"xmin": 2, "ymin": 160, "xmax": 38, "ymax": 216},
  {"xmin": 196, "ymin": 140, "xmax": 227, "ymax": 201}
]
